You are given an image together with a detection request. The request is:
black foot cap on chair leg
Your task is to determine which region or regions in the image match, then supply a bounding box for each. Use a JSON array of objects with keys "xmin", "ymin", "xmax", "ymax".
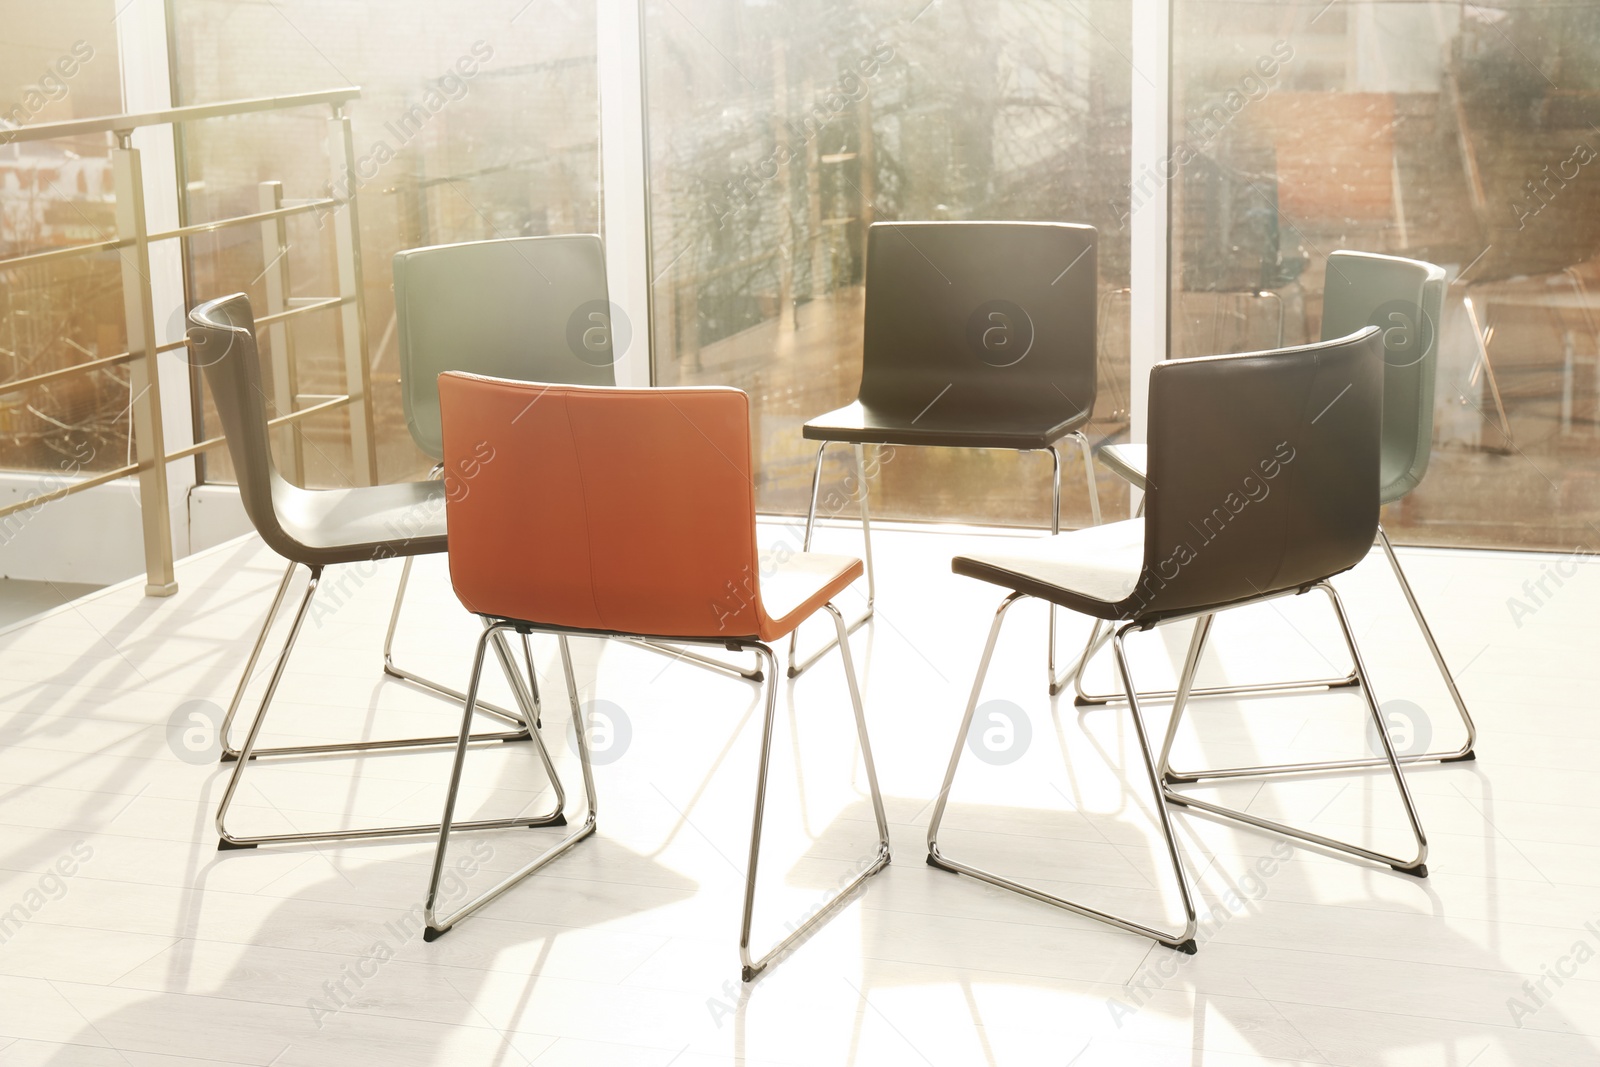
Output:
[
  {"xmin": 1442, "ymin": 750, "xmax": 1477, "ymax": 763},
  {"xmin": 423, "ymin": 926, "xmax": 448, "ymax": 942},
  {"xmin": 219, "ymin": 751, "xmax": 240, "ymax": 763},
  {"xmin": 741, "ymin": 965, "xmax": 759, "ymax": 983},
  {"xmin": 1073, "ymin": 695, "xmax": 1107, "ymax": 708},
  {"xmin": 535, "ymin": 813, "xmax": 568, "ymax": 828},
  {"xmin": 1393, "ymin": 862, "xmax": 1428, "ymax": 878},
  {"xmin": 216, "ymin": 839, "xmax": 257, "ymax": 851},
  {"xmin": 748, "ymin": 671, "xmax": 764, "ymax": 683},
  {"xmin": 1329, "ymin": 675, "xmax": 1362, "ymax": 689},
  {"xmin": 1164, "ymin": 938, "xmax": 1198, "ymax": 955},
  {"xmin": 787, "ymin": 667, "xmax": 801, "ymax": 679}
]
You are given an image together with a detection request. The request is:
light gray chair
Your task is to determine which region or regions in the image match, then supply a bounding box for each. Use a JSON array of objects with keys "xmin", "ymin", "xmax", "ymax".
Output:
[
  {"xmin": 190, "ymin": 293, "xmax": 560, "ymax": 850},
  {"xmin": 929, "ymin": 327, "xmax": 1427, "ymax": 952},
  {"xmin": 1081, "ymin": 251, "xmax": 1476, "ymax": 771},
  {"xmin": 384, "ymin": 235, "xmax": 764, "ymax": 685}
]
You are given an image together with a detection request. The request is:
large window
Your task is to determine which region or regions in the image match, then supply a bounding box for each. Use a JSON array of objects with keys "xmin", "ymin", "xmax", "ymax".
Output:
[
  {"xmin": 1, "ymin": 4, "xmax": 127, "ymax": 476},
  {"xmin": 644, "ymin": 0, "xmax": 1135, "ymax": 528},
  {"xmin": 1173, "ymin": 0, "xmax": 1600, "ymax": 550},
  {"xmin": 12, "ymin": 0, "xmax": 1599, "ymax": 561},
  {"xmin": 171, "ymin": 0, "xmax": 601, "ymax": 487}
]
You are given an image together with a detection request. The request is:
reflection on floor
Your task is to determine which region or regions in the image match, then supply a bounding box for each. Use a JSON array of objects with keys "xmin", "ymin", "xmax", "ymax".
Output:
[{"xmin": 0, "ymin": 521, "xmax": 1596, "ymax": 1065}]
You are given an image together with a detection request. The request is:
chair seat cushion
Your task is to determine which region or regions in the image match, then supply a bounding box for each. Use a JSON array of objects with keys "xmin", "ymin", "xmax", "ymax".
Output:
[
  {"xmin": 803, "ymin": 399, "xmax": 1090, "ymax": 451},
  {"xmin": 1098, "ymin": 443, "xmax": 1148, "ymax": 490},
  {"xmin": 274, "ymin": 477, "xmax": 448, "ymax": 566},
  {"xmin": 953, "ymin": 519, "xmax": 1145, "ymax": 621},
  {"xmin": 757, "ymin": 551, "xmax": 865, "ymax": 642}
]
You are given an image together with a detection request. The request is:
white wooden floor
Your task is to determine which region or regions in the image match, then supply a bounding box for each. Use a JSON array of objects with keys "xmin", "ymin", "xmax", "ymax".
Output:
[{"xmin": 1, "ymin": 518, "xmax": 1597, "ymax": 1066}]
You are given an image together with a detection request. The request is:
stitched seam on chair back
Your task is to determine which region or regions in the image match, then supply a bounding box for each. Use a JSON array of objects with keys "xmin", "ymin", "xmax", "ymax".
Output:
[
  {"xmin": 1261, "ymin": 352, "xmax": 1317, "ymax": 595},
  {"xmin": 559, "ymin": 389, "xmax": 607, "ymax": 631}
]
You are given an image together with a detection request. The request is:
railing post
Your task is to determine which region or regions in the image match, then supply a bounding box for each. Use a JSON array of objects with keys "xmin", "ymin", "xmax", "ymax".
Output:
[
  {"xmin": 257, "ymin": 181, "xmax": 305, "ymax": 484},
  {"xmin": 112, "ymin": 140, "xmax": 178, "ymax": 597},
  {"xmin": 328, "ymin": 106, "xmax": 378, "ymax": 485}
]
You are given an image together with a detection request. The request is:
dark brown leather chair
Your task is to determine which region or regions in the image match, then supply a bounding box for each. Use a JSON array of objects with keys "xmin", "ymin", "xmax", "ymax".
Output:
[
  {"xmin": 1087, "ymin": 252, "xmax": 1475, "ymax": 771},
  {"xmin": 188, "ymin": 294, "xmax": 555, "ymax": 851},
  {"xmin": 794, "ymin": 221, "xmax": 1103, "ymax": 686},
  {"xmin": 926, "ymin": 327, "xmax": 1428, "ymax": 953}
]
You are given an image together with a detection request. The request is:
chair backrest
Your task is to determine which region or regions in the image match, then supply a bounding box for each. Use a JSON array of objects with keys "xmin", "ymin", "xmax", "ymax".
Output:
[
  {"xmin": 1319, "ymin": 250, "xmax": 1446, "ymax": 503},
  {"xmin": 856, "ymin": 221, "xmax": 1097, "ymax": 425},
  {"xmin": 1134, "ymin": 327, "xmax": 1384, "ymax": 622},
  {"xmin": 438, "ymin": 374, "xmax": 772, "ymax": 639},
  {"xmin": 187, "ymin": 293, "xmax": 304, "ymax": 561},
  {"xmin": 394, "ymin": 235, "xmax": 616, "ymax": 461}
]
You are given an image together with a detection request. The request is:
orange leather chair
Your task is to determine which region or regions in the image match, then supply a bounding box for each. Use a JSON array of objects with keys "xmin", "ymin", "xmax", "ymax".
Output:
[{"xmin": 422, "ymin": 374, "xmax": 892, "ymax": 981}]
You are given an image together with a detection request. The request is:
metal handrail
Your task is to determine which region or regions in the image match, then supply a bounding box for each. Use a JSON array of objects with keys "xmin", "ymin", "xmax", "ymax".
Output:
[
  {"xmin": 164, "ymin": 394, "xmax": 352, "ymax": 463},
  {"xmin": 0, "ymin": 87, "xmax": 373, "ymax": 596},
  {"xmin": 0, "ymin": 88, "xmax": 360, "ymax": 146},
  {"xmin": 148, "ymin": 197, "xmax": 339, "ymax": 242},
  {"xmin": 0, "ymin": 238, "xmax": 130, "ymax": 270},
  {"xmin": 0, "ymin": 351, "xmax": 138, "ymax": 399},
  {"xmin": 0, "ymin": 463, "xmax": 143, "ymax": 522}
]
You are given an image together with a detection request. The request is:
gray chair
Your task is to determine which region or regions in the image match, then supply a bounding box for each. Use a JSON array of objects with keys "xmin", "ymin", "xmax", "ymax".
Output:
[
  {"xmin": 189, "ymin": 293, "xmax": 561, "ymax": 850},
  {"xmin": 795, "ymin": 221, "xmax": 1103, "ymax": 686},
  {"xmin": 928, "ymin": 327, "xmax": 1428, "ymax": 952},
  {"xmin": 384, "ymin": 235, "xmax": 763, "ymax": 685},
  {"xmin": 1084, "ymin": 251, "xmax": 1476, "ymax": 770}
]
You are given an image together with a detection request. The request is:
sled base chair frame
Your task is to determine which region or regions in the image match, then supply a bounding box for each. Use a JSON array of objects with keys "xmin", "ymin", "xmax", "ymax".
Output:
[{"xmin": 927, "ymin": 583, "xmax": 1429, "ymax": 956}]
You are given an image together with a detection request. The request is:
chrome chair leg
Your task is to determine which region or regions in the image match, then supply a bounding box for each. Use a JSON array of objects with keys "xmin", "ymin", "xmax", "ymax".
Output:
[
  {"xmin": 787, "ymin": 441, "xmax": 875, "ymax": 678},
  {"xmin": 1079, "ymin": 531, "xmax": 1475, "ymax": 770},
  {"xmin": 927, "ymin": 592, "xmax": 1199, "ymax": 952},
  {"xmin": 855, "ymin": 443, "xmax": 878, "ymax": 608},
  {"xmin": 426, "ymin": 613, "xmax": 891, "ymax": 976},
  {"xmin": 221, "ymin": 560, "xmax": 534, "ymax": 762},
  {"xmin": 1154, "ymin": 612, "xmax": 1217, "ymax": 777},
  {"xmin": 425, "ymin": 629, "xmax": 597, "ymax": 939},
  {"xmin": 378, "ymin": 463, "xmax": 533, "ymax": 727},
  {"xmin": 382, "ymin": 552, "xmax": 535, "ymax": 729},
  {"xmin": 215, "ymin": 579, "xmax": 563, "ymax": 850},
  {"xmin": 1047, "ymin": 446, "xmax": 1062, "ymax": 693},
  {"xmin": 1377, "ymin": 526, "xmax": 1477, "ymax": 761},
  {"xmin": 1075, "ymin": 430, "xmax": 1101, "ymax": 527},
  {"xmin": 1069, "ymin": 619, "xmax": 1112, "ymax": 703},
  {"xmin": 219, "ymin": 559, "xmax": 297, "ymax": 755},
  {"xmin": 1074, "ymin": 615, "xmax": 1359, "ymax": 711},
  {"xmin": 742, "ymin": 604, "xmax": 892, "ymax": 980},
  {"xmin": 1160, "ymin": 582, "xmax": 1430, "ymax": 876},
  {"xmin": 1046, "ymin": 431, "xmax": 1102, "ymax": 695}
]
